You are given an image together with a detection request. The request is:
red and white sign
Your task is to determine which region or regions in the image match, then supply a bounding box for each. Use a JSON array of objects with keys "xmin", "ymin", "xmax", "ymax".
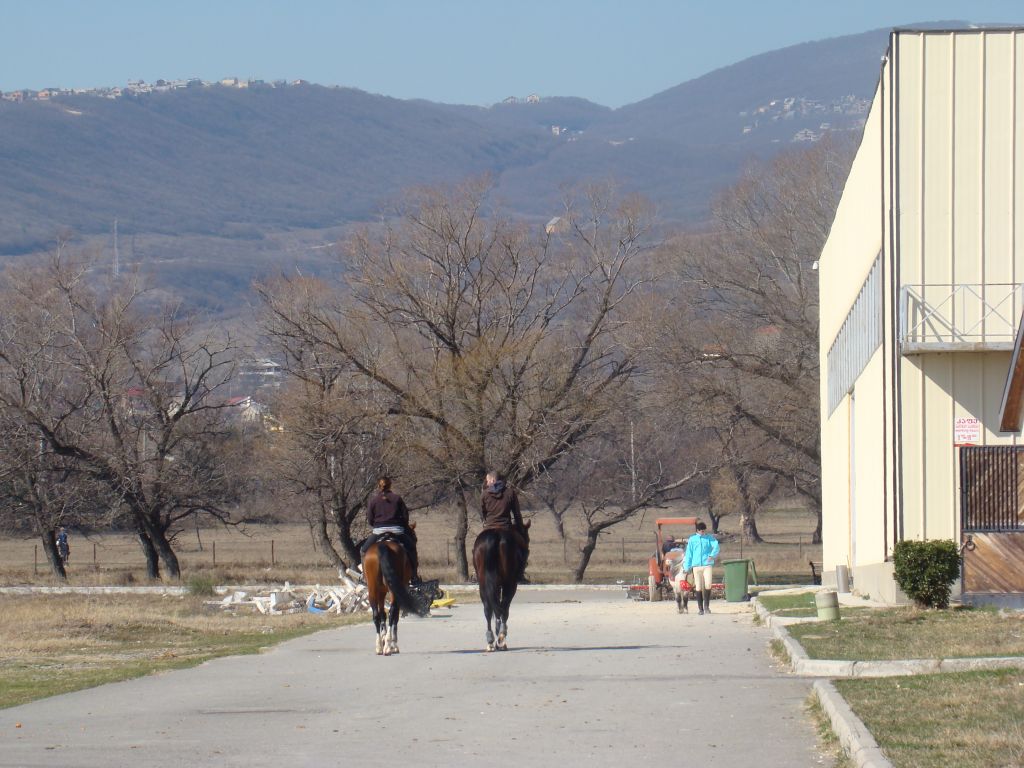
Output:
[{"xmin": 954, "ymin": 417, "xmax": 982, "ymax": 445}]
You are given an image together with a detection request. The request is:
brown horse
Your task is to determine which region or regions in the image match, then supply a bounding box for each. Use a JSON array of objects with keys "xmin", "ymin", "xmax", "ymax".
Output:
[
  {"xmin": 472, "ymin": 521, "xmax": 530, "ymax": 652},
  {"xmin": 362, "ymin": 538, "xmax": 429, "ymax": 656}
]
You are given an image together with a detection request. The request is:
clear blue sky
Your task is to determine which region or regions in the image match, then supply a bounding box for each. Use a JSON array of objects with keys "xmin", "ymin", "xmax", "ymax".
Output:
[{"xmin": 3, "ymin": 1, "xmax": 1022, "ymax": 107}]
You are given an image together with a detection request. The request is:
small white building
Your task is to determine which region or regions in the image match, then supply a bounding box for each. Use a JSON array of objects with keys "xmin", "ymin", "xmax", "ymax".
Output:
[{"xmin": 819, "ymin": 27, "xmax": 1024, "ymax": 606}]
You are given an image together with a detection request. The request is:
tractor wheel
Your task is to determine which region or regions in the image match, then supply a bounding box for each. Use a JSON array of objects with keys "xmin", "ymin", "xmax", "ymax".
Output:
[{"xmin": 649, "ymin": 575, "xmax": 662, "ymax": 602}]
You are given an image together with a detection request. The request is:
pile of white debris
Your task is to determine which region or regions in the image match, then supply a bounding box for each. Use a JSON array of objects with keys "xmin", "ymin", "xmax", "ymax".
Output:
[{"xmin": 208, "ymin": 569, "xmax": 370, "ymax": 615}]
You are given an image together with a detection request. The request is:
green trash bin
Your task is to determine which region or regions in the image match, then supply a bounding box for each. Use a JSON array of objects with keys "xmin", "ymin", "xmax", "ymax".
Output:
[{"xmin": 723, "ymin": 559, "xmax": 758, "ymax": 602}]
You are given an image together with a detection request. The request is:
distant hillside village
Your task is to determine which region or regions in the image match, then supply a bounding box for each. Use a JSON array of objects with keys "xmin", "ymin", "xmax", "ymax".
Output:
[
  {"xmin": 0, "ymin": 77, "xmax": 310, "ymax": 103},
  {"xmin": 1, "ymin": 80, "xmax": 567, "ymax": 106},
  {"xmin": 741, "ymin": 93, "xmax": 871, "ymax": 143}
]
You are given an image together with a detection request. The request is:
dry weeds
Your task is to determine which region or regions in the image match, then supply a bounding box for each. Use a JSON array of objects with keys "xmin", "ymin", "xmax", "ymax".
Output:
[{"xmin": 806, "ymin": 693, "xmax": 855, "ymax": 768}]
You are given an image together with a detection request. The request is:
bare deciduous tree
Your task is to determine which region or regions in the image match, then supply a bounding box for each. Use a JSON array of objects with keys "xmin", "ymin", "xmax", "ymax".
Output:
[
  {"xmin": 0, "ymin": 251, "xmax": 241, "ymax": 579},
  {"xmin": 257, "ymin": 315, "xmax": 389, "ymax": 569},
  {"xmin": 259, "ymin": 179, "xmax": 655, "ymax": 579},
  {"xmin": 656, "ymin": 138, "xmax": 853, "ymax": 543}
]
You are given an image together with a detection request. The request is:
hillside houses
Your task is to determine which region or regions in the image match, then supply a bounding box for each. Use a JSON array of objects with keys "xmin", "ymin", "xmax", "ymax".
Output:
[
  {"xmin": 739, "ymin": 93, "xmax": 871, "ymax": 142},
  {"xmin": 0, "ymin": 77, "xmax": 294, "ymax": 103}
]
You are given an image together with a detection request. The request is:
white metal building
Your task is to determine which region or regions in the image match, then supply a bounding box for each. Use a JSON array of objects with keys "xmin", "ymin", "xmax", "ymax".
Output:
[{"xmin": 819, "ymin": 27, "xmax": 1024, "ymax": 606}]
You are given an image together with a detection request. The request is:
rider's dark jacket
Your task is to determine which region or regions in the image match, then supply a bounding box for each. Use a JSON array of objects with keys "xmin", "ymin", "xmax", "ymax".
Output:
[
  {"xmin": 367, "ymin": 491, "xmax": 409, "ymax": 529},
  {"xmin": 481, "ymin": 486, "xmax": 524, "ymax": 531}
]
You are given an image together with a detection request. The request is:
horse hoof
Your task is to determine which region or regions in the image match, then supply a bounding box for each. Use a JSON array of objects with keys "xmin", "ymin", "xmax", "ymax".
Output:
[{"xmin": 486, "ymin": 644, "xmax": 495, "ymax": 652}]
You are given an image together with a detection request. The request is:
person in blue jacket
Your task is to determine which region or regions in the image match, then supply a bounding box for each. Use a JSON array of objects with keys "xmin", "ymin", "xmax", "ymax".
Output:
[{"xmin": 683, "ymin": 521, "xmax": 720, "ymax": 615}]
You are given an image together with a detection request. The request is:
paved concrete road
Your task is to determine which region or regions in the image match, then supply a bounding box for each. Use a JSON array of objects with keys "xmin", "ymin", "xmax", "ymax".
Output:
[{"xmin": 1, "ymin": 590, "xmax": 830, "ymax": 767}]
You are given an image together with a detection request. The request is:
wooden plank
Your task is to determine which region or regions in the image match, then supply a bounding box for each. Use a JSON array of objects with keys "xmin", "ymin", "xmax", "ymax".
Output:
[
  {"xmin": 963, "ymin": 532, "xmax": 1024, "ymax": 592},
  {"xmin": 1018, "ymin": 452, "xmax": 1024, "ymax": 526}
]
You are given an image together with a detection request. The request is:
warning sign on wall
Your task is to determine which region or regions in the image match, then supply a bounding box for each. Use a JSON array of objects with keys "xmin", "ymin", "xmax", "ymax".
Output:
[{"xmin": 954, "ymin": 417, "xmax": 982, "ymax": 445}]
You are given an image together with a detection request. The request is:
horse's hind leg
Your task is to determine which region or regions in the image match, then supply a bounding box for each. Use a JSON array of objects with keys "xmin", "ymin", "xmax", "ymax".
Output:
[
  {"xmin": 495, "ymin": 597, "xmax": 507, "ymax": 650},
  {"xmin": 385, "ymin": 602, "xmax": 400, "ymax": 655},
  {"xmin": 496, "ymin": 616, "xmax": 507, "ymax": 651},
  {"xmin": 482, "ymin": 598, "xmax": 496, "ymax": 652},
  {"xmin": 373, "ymin": 605, "xmax": 385, "ymax": 655},
  {"xmin": 496, "ymin": 583, "xmax": 516, "ymax": 650}
]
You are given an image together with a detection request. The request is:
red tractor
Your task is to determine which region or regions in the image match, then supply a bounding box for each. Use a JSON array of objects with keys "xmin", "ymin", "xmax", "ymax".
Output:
[{"xmin": 628, "ymin": 517, "xmax": 723, "ymax": 611}]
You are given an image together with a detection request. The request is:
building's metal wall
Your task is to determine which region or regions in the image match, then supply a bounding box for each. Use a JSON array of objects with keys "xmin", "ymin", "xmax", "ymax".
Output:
[
  {"xmin": 896, "ymin": 31, "xmax": 1024, "ymax": 550},
  {"xmin": 820, "ymin": 29, "xmax": 1024, "ymax": 602},
  {"xmin": 819, "ymin": 80, "xmax": 887, "ymax": 580}
]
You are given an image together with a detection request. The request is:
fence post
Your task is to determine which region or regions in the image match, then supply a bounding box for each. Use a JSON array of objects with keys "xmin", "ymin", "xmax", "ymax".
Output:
[
  {"xmin": 446, "ymin": 540, "xmax": 451, "ymax": 566},
  {"xmin": 563, "ymin": 538, "xmax": 567, "ymax": 564},
  {"xmin": 271, "ymin": 540, "xmax": 275, "ymax": 566},
  {"xmin": 34, "ymin": 544, "xmax": 38, "ymax": 575},
  {"xmin": 212, "ymin": 541, "xmax": 216, "ymax": 567},
  {"xmin": 93, "ymin": 542, "xmax": 98, "ymax": 572},
  {"xmin": 621, "ymin": 538, "xmax": 625, "ymax": 563},
  {"xmin": 798, "ymin": 535, "xmax": 803, "ymax": 559}
]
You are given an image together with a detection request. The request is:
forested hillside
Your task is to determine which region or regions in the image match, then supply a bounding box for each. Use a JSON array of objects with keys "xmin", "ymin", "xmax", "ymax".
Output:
[{"xmin": 0, "ymin": 26, "xmax": 894, "ymax": 308}]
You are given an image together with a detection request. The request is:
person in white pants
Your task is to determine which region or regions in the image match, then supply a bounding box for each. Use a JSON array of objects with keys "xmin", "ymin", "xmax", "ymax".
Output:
[{"xmin": 683, "ymin": 522, "xmax": 720, "ymax": 615}]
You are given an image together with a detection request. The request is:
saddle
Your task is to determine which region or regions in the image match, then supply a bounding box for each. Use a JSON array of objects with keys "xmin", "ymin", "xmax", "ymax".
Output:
[{"xmin": 374, "ymin": 531, "xmax": 412, "ymax": 558}]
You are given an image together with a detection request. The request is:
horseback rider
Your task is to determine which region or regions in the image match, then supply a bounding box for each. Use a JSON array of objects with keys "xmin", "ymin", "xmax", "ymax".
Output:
[
  {"xmin": 480, "ymin": 471, "xmax": 529, "ymax": 580},
  {"xmin": 360, "ymin": 476, "xmax": 422, "ymax": 584}
]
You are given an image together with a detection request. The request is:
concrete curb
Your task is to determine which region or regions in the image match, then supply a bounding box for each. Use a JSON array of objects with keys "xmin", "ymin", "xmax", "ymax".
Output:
[
  {"xmin": 757, "ymin": 600, "xmax": 1024, "ymax": 677},
  {"xmin": 813, "ymin": 680, "xmax": 894, "ymax": 768},
  {"xmin": 752, "ymin": 597, "xmax": 820, "ymax": 628},
  {"xmin": 0, "ymin": 585, "xmax": 189, "ymax": 595}
]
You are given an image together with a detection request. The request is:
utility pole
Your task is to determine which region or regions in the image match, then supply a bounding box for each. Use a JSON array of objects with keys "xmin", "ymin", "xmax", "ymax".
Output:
[
  {"xmin": 630, "ymin": 420, "xmax": 637, "ymax": 503},
  {"xmin": 112, "ymin": 218, "xmax": 120, "ymax": 279}
]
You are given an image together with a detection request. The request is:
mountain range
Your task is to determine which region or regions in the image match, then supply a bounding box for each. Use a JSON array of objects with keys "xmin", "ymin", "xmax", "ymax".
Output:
[{"xmin": 0, "ymin": 26, "xmax": 899, "ymax": 309}]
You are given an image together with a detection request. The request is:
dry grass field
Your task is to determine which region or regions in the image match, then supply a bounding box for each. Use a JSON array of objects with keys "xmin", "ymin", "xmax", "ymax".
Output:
[
  {"xmin": 0, "ymin": 502, "xmax": 822, "ymax": 586},
  {"xmin": 787, "ymin": 607, "xmax": 1024, "ymax": 661},
  {"xmin": 836, "ymin": 670, "xmax": 1024, "ymax": 768},
  {"xmin": 0, "ymin": 593, "xmax": 362, "ymax": 709}
]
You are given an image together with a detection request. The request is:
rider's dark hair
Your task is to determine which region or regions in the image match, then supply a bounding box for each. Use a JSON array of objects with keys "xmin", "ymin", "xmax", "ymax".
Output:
[
  {"xmin": 696, "ymin": 521, "xmax": 707, "ymax": 532},
  {"xmin": 377, "ymin": 476, "xmax": 392, "ymax": 492}
]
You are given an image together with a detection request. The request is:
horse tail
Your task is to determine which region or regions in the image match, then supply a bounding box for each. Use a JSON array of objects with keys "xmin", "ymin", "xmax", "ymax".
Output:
[
  {"xmin": 477, "ymin": 531, "xmax": 502, "ymax": 608},
  {"xmin": 377, "ymin": 543, "xmax": 428, "ymax": 617}
]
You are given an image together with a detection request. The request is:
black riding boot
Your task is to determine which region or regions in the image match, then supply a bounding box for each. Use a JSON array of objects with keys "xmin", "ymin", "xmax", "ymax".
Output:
[
  {"xmin": 359, "ymin": 533, "xmax": 379, "ymax": 563},
  {"xmin": 703, "ymin": 589, "xmax": 711, "ymax": 614},
  {"xmin": 409, "ymin": 546, "xmax": 422, "ymax": 585}
]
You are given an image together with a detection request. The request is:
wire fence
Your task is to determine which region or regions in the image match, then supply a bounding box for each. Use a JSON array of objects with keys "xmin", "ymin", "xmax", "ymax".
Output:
[{"xmin": 5, "ymin": 532, "xmax": 821, "ymax": 576}]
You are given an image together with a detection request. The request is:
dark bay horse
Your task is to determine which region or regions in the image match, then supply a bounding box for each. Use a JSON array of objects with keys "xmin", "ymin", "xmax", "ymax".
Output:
[
  {"xmin": 362, "ymin": 539, "xmax": 429, "ymax": 656},
  {"xmin": 472, "ymin": 520, "xmax": 530, "ymax": 652}
]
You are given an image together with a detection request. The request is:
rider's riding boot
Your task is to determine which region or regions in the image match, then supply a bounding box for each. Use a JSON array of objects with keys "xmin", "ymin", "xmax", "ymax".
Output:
[
  {"xmin": 703, "ymin": 589, "xmax": 711, "ymax": 614},
  {"xmin": 409, "ymin": 546, "xmax": 422, "ymax": 585},
  {"xmin": 358, "ymin": 534, "xmax": 377, "ymax": 563}
]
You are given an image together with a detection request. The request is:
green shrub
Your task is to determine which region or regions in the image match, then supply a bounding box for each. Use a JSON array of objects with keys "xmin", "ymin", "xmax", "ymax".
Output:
[
  {"xmin": 187, "ymin": 574, "xmax": 217, "ymax": 597},
  {"xmin": 892, "ymin": 539, "xmax": 960, "ymax": 608}
]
